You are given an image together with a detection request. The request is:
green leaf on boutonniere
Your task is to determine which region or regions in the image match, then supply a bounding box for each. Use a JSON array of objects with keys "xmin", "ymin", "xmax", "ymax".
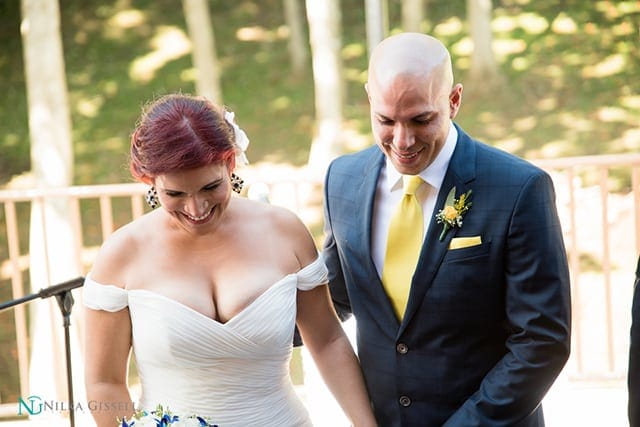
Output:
[{"xmin": 435, "ymin": 186, "xmax": 473, "ymax": 241}]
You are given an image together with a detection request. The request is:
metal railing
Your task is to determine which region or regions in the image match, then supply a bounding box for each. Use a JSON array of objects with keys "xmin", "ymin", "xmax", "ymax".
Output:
[{"xmin": 0, "ymin": 154, "xmax": 639, "ymax": 412}]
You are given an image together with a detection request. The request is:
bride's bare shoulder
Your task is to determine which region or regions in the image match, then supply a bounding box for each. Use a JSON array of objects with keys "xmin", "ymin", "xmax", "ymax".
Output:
[
  {"xmin": 233, "ymin": 198, "xmax": 317, "ymax": 263},
  {"xmin": 90, "ymin": 211, "xmax": 158, "ymax": 284},
  {"xmin": 234, "ymin": 197, "xmax": 306, "ymax": 231}
]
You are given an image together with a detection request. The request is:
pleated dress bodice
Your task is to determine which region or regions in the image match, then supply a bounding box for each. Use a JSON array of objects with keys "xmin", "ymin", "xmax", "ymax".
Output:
[{"xmin": 84, "ymin": 257, "xmax": 328, "ymax": 427}]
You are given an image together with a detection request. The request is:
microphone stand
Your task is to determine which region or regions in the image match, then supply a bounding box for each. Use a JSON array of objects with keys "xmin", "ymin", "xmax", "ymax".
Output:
[{"xmin": 0, "ymin": 277, "xmax": 85, "ymax": 427}]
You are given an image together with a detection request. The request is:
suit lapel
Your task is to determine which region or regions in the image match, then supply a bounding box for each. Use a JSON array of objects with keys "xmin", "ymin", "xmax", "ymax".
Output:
[
  {"xmin": 355, "ymin": 149, "xmax": 382, "ymax": 268},
  {"xmin": 354, "ymin": 148, "xmax": 401, "ymax": 324},
  {"xmin": 399, "ymin": 126, "xmax": 477, "ymax": 332}
]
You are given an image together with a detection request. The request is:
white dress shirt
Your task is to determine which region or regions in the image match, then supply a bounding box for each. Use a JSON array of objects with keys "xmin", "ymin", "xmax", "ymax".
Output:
[{"xmin": 371, "ymin": 122, "xmax": 458, "ymax": 278}]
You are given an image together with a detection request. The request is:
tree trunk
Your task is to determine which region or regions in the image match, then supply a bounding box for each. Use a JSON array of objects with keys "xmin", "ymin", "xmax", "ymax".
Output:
[
  {"xmin": 21, "ymin": 0, "xmax": 86, "ymax": 420},
  {"xmin": 305, "ymin": 0, "xmax": 344, "ymax": 175},
  {"xmin": 283, "ymin": 0, "xmax": 308, "ymax": 78},
  {"xmin": 466, "ymin": 0, "xmax": 501, "ymax": 90},
  {"xmin": 402, "ymin": 0, "xmax": 424, "ymax": 33},
  {"xmin": 183, "ymin": 0, "xmax": 222, "ymax": 103},
  {"xmin": 365, "ymin": 0, "xmax": 388, "ymax": 58}
]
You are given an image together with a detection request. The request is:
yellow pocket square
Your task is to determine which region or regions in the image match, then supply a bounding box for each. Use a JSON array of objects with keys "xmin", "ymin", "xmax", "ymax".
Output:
[{"xmin": 448, "ymin": 236, "xmax": 482, "ymax": 250}]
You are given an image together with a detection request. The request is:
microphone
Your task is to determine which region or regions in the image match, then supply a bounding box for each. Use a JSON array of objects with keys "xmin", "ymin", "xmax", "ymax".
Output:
[
  {"xmin": 247, "ymin": 182, "xmax": 271, "ymax": 204},
  {"xmin": 38, "ymin": 277, "xmax": 85, "ymax": 298}
]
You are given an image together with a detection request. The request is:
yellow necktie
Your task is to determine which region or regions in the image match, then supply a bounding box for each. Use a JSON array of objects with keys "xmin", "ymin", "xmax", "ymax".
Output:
[{"xmin": 382, "ymin": 175, "xmax": 424, "ymax": 319}]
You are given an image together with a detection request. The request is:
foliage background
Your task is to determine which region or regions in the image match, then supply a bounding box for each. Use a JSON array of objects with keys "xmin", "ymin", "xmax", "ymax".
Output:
[{"xmin": 1, "ymin": 0, "xmax": 638, "ymax": 187}]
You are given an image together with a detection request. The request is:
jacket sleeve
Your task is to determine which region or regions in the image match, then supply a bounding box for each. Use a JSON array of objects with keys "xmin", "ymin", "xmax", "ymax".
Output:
[{"xmin": 321, "ymin": 161, "xmax": 353, "ymax": 322}]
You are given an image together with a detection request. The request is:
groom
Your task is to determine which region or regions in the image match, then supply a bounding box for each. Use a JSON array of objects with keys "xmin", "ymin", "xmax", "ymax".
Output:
[{"xmin": 322, "ymin": 32, "xmax": 572, "ymax": 426}]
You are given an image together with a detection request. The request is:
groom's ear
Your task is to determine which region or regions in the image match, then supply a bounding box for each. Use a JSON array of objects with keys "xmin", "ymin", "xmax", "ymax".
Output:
[{"xmin": 449, "ymin": 83, "xmax": 463, "ymax": 119}]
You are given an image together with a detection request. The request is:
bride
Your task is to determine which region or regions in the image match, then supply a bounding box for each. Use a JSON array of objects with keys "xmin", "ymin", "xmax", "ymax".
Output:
[{"xmin": 83, "ymin": 94, "xmax": 376, "ymax": 427}]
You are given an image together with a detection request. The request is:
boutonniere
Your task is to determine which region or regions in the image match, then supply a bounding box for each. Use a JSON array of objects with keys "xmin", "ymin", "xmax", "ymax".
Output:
[{"xmin": 435, "ymin": 186, "xmax": 473, "ymax": 241}]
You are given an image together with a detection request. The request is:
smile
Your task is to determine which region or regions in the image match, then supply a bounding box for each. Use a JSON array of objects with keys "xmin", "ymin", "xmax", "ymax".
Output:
[
  {"xmin": 396, "ymin": 151, "xmax": 418, "ymax": 159},
  {"xmin": 182, "ymin": 207, "xmax": 214, "ymax": 223},
  {"xmin": 391, "ymin": 146, "xmax": 423, "ymax": 160}
]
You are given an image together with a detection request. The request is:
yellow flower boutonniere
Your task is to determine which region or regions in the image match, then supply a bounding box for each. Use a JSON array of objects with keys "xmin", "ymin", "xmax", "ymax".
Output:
[{"xmin": 435, "ymin": 186, "xmax": 473, "ymax": 241}]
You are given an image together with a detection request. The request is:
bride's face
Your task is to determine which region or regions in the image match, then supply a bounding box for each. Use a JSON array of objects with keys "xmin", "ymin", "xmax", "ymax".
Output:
[{"xmin": 154, "ymin": 162, "xmax": 232, "ymax": 233}]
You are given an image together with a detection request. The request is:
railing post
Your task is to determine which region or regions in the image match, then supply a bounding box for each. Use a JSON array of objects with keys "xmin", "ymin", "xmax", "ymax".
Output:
[
  {"xmin": 567, "ymin": 166, "xmax": 583, "ymax": 375},
  {"xmin": 598, "ymin": 167, "xmax": 615, "ymax": 373},
  {"xmin": 4, "ymin": 201, "xmax": 29, "ymax": 398}
]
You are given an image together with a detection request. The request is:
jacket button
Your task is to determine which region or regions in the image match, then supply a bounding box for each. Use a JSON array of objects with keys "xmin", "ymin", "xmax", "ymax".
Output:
[
  {"xmin": 396, "ymin": 343, "xmax": 408, "ymax": 354},
  {"xmin": 399, "ymin": 395, "xmax": 411, "ymax": 407}
]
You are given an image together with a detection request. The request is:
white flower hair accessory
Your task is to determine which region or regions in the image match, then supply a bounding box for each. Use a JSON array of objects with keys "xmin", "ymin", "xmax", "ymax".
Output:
[{"xmin": 224, "ymin": 110, "xmax": 250, "ymax": 166}]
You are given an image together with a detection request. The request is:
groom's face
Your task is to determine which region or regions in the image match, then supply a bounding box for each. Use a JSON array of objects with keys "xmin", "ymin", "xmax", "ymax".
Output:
[{"xmin": 367, "ymin": 71, "xmax": 462, "ymax": 176}]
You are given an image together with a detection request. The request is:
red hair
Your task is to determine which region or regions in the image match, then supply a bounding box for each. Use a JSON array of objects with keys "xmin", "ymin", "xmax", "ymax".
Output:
[{"xmin": 130, "ymin": 94, "xmax": 236, "ymax": 182}]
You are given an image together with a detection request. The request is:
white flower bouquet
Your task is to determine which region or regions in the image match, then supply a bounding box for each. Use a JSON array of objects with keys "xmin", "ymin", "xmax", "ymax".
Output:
[{"xmin": 119, "ymin": 404, "xmax": 218, "ymax": 427}]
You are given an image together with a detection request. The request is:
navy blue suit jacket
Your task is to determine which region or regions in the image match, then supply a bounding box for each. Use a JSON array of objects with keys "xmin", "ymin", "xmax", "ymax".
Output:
[{"xmin": 322, "ymin": 125, "xmax": 571, "ymax": 426}]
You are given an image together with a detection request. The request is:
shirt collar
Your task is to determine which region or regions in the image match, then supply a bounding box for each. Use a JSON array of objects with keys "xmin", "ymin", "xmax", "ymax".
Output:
[{"xmin": 384, "ymin": 121, "xmax": 458, "ymax": 192}]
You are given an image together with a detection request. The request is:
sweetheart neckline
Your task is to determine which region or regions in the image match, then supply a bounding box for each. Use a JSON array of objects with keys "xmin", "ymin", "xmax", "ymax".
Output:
[
  {"xmin": 129, "ymin": 272, "xmax": 296, "ymax": 325},
  {"xmin": 85, "ymin": 256, "xmax": 325, "ymax": 323}
]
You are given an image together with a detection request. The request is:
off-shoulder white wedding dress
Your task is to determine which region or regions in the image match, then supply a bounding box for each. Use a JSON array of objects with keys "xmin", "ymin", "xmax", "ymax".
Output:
[{"xmin": 83, "ymin": 257, "xmax": 328, "ymax": 427}]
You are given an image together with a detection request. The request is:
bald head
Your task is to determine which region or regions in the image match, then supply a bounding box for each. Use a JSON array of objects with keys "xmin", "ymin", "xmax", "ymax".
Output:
[
  {"xmin": 368, "ymin": 33, "xmax": 454, "ymax": 92},
  {"xmin": 364, "ymin": 33, "xmax": 463, "ymax": 175}
]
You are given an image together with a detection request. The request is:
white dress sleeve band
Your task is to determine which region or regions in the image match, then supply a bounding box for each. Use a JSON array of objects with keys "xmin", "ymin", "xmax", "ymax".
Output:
[
  {"xmin": 83, "ymin": 273, "xmax": 128, "ymax": 312},
  {"xmin": 296, "ymin": 255, "xmax": 329, "ymax": 291}
]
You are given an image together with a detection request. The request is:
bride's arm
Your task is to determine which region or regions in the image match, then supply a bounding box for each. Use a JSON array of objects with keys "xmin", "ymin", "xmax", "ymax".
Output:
[
  {"xmin": 296, "ymin": 286, "xmax": 377, "ymax": 427},
  {"xmin": 84, "ymin": 233, "xmax": 136, "ymax": 427},
  {"xmin": 276, "ymin": 206, "xmax": 376, "ymax": 426},
  {"xmin": 84, "ymin": 306, "xmax": 134, "ymax": 426}
]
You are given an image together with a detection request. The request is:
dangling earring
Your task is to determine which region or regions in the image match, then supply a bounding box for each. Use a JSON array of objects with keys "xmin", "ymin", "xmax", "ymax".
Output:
[
  {"xmin": 230, "ymin": 173, "xmax": 244, "ymax": 194},
  {"xmin": 146, "ymin": 186, "xmax": 159, "ymax": 209}
]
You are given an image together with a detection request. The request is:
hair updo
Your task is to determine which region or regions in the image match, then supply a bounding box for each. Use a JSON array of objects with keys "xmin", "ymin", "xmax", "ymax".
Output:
[{"xmin": 129, "ymin": 94, "xmax": 237, "ymax": 182}]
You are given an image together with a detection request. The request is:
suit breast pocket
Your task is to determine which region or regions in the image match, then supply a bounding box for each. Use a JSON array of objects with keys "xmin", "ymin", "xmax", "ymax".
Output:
[
  {"xmin": 435, "ymin": 239, "xmax": 500, "ymax": 314},
  {"xmin": 444, "ymin": 238, "xmax": 491, "ymax": 263}
]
